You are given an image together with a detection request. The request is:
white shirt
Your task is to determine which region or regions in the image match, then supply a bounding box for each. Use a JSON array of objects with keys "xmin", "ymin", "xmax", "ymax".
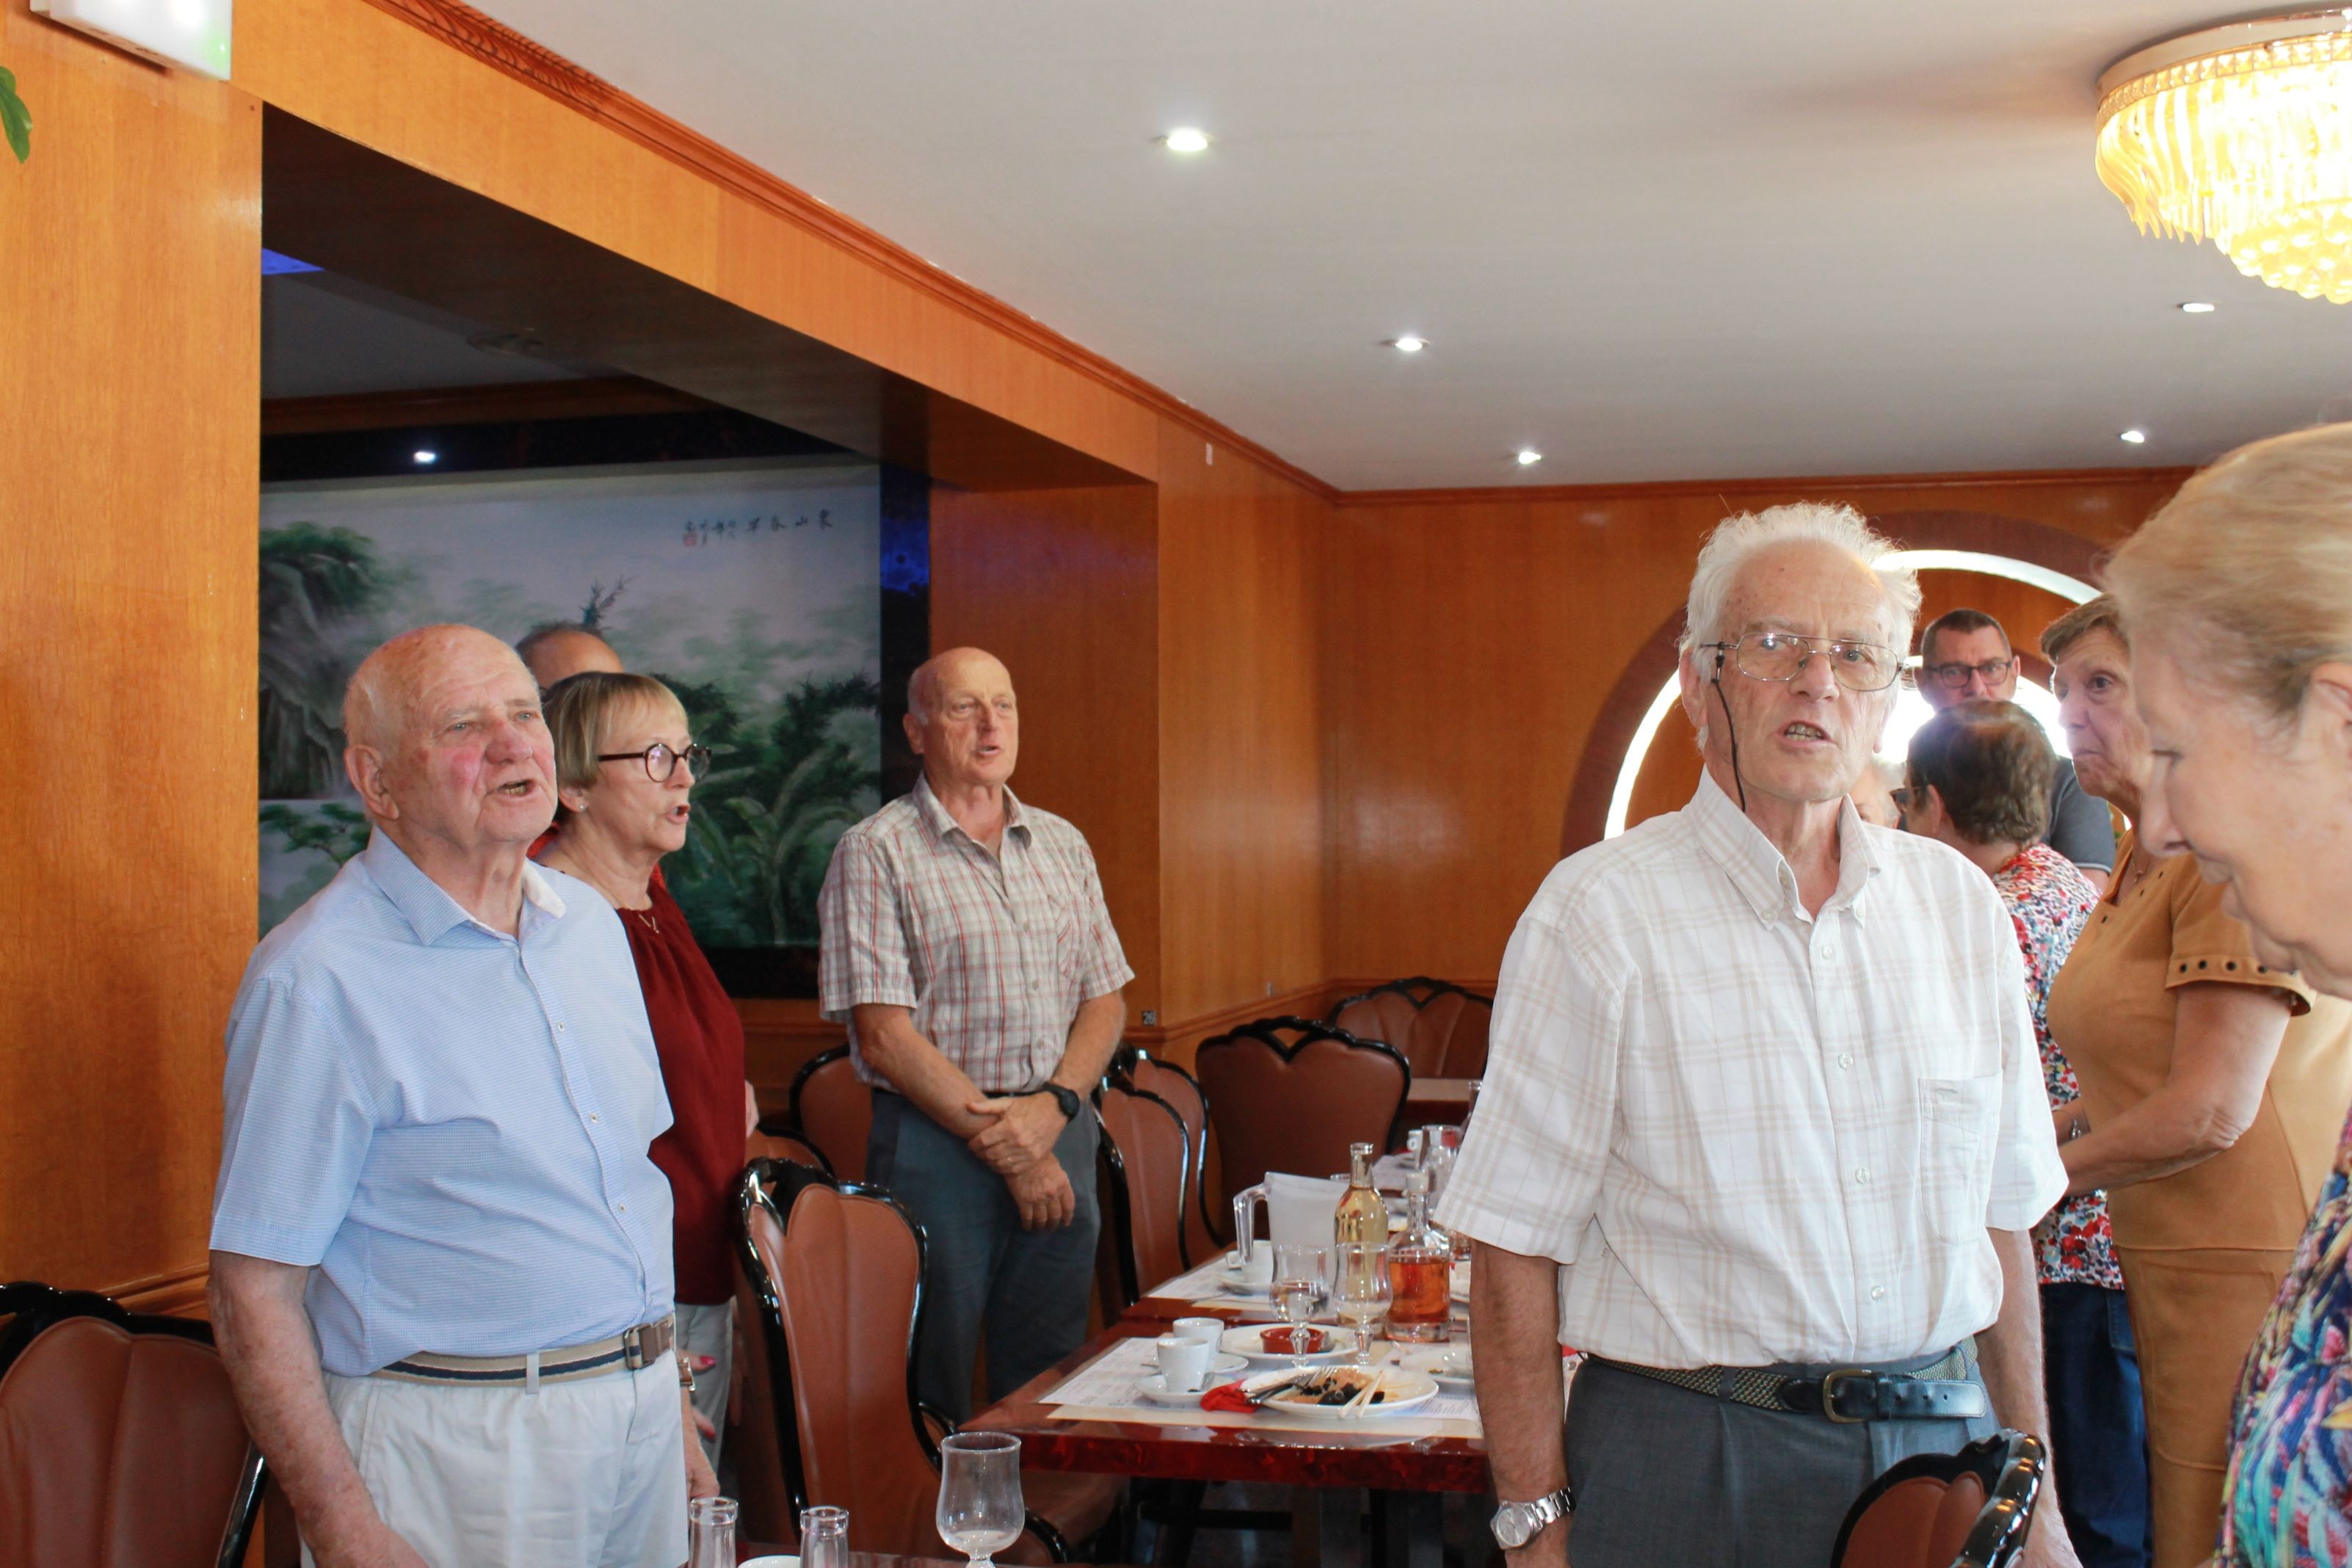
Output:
[{"xmin": 1438, "ymin": 772, "xmax": 2066, "ymax": 1370}]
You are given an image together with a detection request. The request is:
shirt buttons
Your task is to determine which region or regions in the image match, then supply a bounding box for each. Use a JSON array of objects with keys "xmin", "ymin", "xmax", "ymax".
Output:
[
  {"xmin": 1870, "ymin": 1285, "xmax": 1887, "ymax": 1302},
  {"xmin": 589, "ymin": 1113, "xmax": 600, "ymax": 1124},
  {"xmin": 1819, "ymin": 943, "xmax": 1839, "ymax": 962},
  {"xmin": 1837, "ymin": 1053, "xmax": 1854, "ymax": 1070},
  {"xmin": 555, "ymin": 1023, "xmax": 566, "ymax": 1032},
  {"xmin": 1854, "ymin": 1167, "xmax": 1871, "ymax": 1185},
  {"xmin": 617, "ymin": 1202, "xmax": 628, "ymax": 1213}
]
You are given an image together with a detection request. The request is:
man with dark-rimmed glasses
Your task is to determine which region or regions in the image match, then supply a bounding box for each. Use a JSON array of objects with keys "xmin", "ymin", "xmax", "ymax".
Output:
[
  {"xmin": 1917, "ymin": 607, "xmax": 2116, "ymax": 896},
  {"xmin": 1442, "ymin": 505, "xmax": 2079, "ymax": 1568}
]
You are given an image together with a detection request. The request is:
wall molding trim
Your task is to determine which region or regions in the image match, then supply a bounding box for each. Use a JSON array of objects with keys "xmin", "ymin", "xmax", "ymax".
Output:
[
  {"xmin": 1341, "ymin": 465, "xmax": 2200, "ymax": 510},
  {"xmin": 106, "ymin": 1263, "xmax": 211, "ymax": 1319},
  {"xmin": 354, "ymin": 0, "xmax": 1338, "ymax": 504}
]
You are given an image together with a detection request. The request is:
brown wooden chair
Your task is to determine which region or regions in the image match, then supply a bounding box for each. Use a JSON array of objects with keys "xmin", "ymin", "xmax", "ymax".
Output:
[
  {"xmin": 1192, "ymin": 1017, "xmax": 1410, "ymax": 1207},
  {"xmin": 732, "ymin": 1150, "xmax": 838, "ymax": 1547},
  {"xmin": 1832, "ymin": 1430, "xmax": 2045, "ymax": 1568},
  {"xmin": 0, "ymin": 1281, "xmax": 264, "ymax": 1568},
  {"xmin": 790, "ymin": 1045, "xmax": 872, "ymax": 1181},
  {"xmin": 759, "ymin": 1176, "xmax": 1123, "ymax": 1563},
  {"xmin": 1329, "ymin": 976, "xmax": 1494, "ymax": 1080},
  {"xmin": 1115, "ymin": 1046, "xmax": 1223, "ymax": 1260},
  {"xmin": 1095, "ymin": 1081, "xmax": 1194, "ymax": 1307}
]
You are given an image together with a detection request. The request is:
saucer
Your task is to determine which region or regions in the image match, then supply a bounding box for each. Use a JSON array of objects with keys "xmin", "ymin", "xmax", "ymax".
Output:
[{"xmin": 1137, "ymin": 1356, "xmax": 1249, "ymax": 1407}]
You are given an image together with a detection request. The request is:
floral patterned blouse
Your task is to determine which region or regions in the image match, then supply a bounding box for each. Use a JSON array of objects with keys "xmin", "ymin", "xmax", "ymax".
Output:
[
  {"xmin": 1991, "ymin": 844, "xmax": 2121, "ymax": 1291},
  {"xmin": 2221, "ymin": 1100, "xmax": 2352, "ymax": 1567}
]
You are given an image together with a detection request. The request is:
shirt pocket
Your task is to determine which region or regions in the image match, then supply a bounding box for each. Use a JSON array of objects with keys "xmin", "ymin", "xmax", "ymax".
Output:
[{"xmin": 1918, "ymin": 1074, "xmax": 2000, "ymax": 1244}]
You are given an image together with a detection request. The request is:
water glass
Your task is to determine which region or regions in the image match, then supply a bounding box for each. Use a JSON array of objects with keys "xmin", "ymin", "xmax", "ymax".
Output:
[
  {"xmin": 1334, "ymin": 1241, "xmax": 1392, "ymax": 1366},
  {"xmin": 800, "ymin": 1504, "xmax": 849, "ymax": 1568},
  {"xmin": 937, "ymin": 1431, "xmax": 1026, "ymax": 1568},
  {"xmin": 687, "ymin": 1495, "xmax": 737, "ymax": 1568}
]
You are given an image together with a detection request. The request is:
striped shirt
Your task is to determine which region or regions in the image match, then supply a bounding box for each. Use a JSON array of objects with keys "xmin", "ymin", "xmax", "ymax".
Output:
[
  {"xmin": 819, "ymin": 777, "xmax": 1131, "ymax": 1095},
  {"xmin": 210, "ymin": 830, "xmax": 675, "ymax": 1378},
  {"xmin": 1439, "ymin": 771, "xmax": 2068, "ymax": 1369}
]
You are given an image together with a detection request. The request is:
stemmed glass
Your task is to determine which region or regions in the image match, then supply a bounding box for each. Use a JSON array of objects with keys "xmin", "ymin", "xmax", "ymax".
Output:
[
  {"xmin": 937, "ymin": 1431, "xmax": 1026, "ymax": 1568},
  {"xmin": 1272, "ymin": 1242, "xmax": 1331, "ymax": 1368},
  {"xmin": 1334, "ymin": 1241, "xmax": 1392, "ymax": 1368}
]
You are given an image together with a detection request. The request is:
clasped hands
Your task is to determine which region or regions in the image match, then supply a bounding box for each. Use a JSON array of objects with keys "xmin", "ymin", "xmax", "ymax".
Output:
[{"xmin": 966, "ymin": 1091, "xmax": 1075, "ymax": 1231}]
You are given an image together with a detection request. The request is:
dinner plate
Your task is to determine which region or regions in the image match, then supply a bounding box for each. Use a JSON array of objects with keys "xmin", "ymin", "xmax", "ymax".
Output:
[
  {"xmin": 1393, "ymin": 1345, "xmax": 1473, "ymax": 1389},
  {"xmin": 1135, "ymin": 1358, "xmax": 1249, "ymax": 1407},
  {"xmin": 1220, "ymin": 1324, "xmax": 1358, "ymax": 1367},
  {"xmin": 1216, "ymin": 1257, "xmax": 1275, "ymax": 1296},
  {"xmin": 1262, "ymin": 1368, "xmax": 1440, "ymax": 1420}
]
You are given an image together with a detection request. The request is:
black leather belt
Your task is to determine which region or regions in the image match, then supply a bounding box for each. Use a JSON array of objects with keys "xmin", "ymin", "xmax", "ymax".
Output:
[{"xmin": 1595, "ymin": 1343, "xmax": 1986, "ymax": 1423}]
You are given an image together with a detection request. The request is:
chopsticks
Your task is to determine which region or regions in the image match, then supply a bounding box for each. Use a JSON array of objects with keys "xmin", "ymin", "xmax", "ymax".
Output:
[{"xmin": 1341, "ymin": 1369, "xmax": 1387, "ymax": 1416}]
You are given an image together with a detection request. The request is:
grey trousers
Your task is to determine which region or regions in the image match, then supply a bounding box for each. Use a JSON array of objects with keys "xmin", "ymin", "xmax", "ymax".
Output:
[
  {"xmin": 1563, "ymin": 1346, "xmax": 1997, "ymax": 1568},
  {"xmin": 866, "ymin": 1089, "xmax": 1101, "ymax": 1423}
]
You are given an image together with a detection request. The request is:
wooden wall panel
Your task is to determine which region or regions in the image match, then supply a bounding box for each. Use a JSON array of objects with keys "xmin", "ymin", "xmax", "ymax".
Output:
[
  {"xmin": 1322, "ymin": 474, "xmax": 2185, "ymax": 987},
  {"xmin": 0, "ymin": 5, "xmax": 260, "ymax": 1304},
  {"xmin": 1154, "ymin": 430, "xmax": 1330, "ymax": 1026},
  {"xmin": 929, "ymin": 484, "xmax": 1165, "ymax": 1015}
]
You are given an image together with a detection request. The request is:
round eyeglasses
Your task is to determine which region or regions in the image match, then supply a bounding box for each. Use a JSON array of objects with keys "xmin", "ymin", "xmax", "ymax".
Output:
[
  {"xmin": 1702, "ymin": 632, "xmax": 1901, "ymax": 692},
  {"xmin": 1919, "ymin": 656, "xmax": 2015, "ymax": 689},
  {"xmin": 596, "ymin": 741, "xmax": 711, "ymax": 782}
]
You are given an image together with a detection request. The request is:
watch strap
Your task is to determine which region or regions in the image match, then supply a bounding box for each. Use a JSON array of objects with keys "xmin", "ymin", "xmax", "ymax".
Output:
[{"xmin": 1042, "ymin": 1084, "xmax": 1082, "ymax": 1123}]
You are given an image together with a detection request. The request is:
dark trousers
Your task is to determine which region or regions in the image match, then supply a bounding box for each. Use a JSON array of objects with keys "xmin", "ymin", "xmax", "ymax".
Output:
[
  {"xmin": 1563, "ymin": 1347, "xmax": 1996, "ymax": 1568},
  {"xmin": 866, "ymin": 1089, "xmax": 1100, "ymax": 1423},
  {"xmin": 2042, "ymin": 1282, "xmax": 2153, "ymax": 1568}
]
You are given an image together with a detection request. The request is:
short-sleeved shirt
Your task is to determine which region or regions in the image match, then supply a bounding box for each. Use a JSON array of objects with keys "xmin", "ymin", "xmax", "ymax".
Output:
[
  {"xmin": 818, "ymin": 777, "xmax": 1132, "ymax": 1095},
  {"xmin": 1989, "ymin": 844, "xmax": 2119, "ymax": 1290},
  {"xmin": 210, "ymin": 830, "xmax": 676, "ymax": 1378},
  {"xmin": 2046, "ymin": 758, "xmax": 2118, "ymax": 875},
  {"xmin": 2047, "ymin": 831, "xmax": 2351, "ymax": 1253},
  {"xmin": 1437, "ymin": 771, "xmax": 2069, "ymax": 1369}
]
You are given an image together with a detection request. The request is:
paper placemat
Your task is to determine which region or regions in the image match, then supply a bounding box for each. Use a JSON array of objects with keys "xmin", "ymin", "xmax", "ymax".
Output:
[
  {"xmin": 1142, "ymin": 1255, "xmax": 1277, "ymax": 1312},
  {"xmin": 1039, "ymin": 1337, "xmax": 1486, "ymax": 1440}
]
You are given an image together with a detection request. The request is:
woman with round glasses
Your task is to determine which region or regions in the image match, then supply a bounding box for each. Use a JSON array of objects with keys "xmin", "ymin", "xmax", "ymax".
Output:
[{"xmin": 540, "ymin": 671, "xmax": 752, "ymax": 1471}]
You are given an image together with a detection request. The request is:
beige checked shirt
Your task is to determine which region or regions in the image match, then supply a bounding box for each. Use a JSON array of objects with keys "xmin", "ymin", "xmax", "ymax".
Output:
[
  {"xmin": 1438, "ymin": 771, "xmax": 2066, "ymax": 1370},
  {"xmin": 818, "ymin": 777, "xmax": 1132, "ymax": 1095}
]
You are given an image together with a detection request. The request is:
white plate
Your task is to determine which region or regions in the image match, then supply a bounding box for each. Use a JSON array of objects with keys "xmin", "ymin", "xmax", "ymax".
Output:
[
  {"xmin": 1393, "ymin": 1344, "xmax": 1473, "ymax": 1389},
  {"xmin": 1136, "ymin": 1357, "xmax": 1249, "ymax": 1407},
  {"xmin": 1261, "ymin": 1368, "xmax": 1441, "ymax": 1420},
  {"xmin": 1216, "ymin": 1257, "xmax": 1275, "ymax": 1296},
  {"xmin": 1220, "ymin": 1324, "xmax": 1359, "ymax": 1367}
]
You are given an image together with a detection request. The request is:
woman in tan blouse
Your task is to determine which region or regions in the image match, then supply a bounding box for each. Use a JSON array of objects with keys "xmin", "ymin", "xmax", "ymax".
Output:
[{"xmin": 2040, "ymin": 596, "xmax": 2352, "ymax": 1568}]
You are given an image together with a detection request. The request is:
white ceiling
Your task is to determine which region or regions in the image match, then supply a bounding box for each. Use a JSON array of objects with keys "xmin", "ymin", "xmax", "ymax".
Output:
[{"xmin": 465, "ymin": 1, "xmax": 2352, "ymax": 489}]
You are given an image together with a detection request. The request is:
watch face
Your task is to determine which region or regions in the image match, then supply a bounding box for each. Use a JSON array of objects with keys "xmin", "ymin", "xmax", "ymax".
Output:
[{"xmin": 1492, "ymin": 1503, "xmax": 1537, "ymax": 1549}]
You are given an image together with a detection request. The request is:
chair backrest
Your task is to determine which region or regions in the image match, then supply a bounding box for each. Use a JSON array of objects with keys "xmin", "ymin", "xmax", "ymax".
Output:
[
  {"xmin": 1120, "ymin": 1049, "xmax": 1221, "ymax": 1258},
  {"xmin": 772, "ymin": 1181, "xmax": 949, "ymax": 1558},
  {"xmin": 0, "ymin": 1282, "xmax": 262, "ymax": 1568},
  {"xmin": 1330, "ymin": 977, "xmax": 1495, "ymax": 1080},
  {"xmin": 1193, "ymin": 1017, "xmax": 1411, "ymax": 1200},
  {"xmin": 791, "ymin": 1045, "xmax": 872, "ymax": 1181},
  {"xmin": 1832, "ymin": 1430, "xmax": 2045, "ymax": 1568},
  {"xmin": 1096, "ymin": 1082, "xmax": 1194, "ymax": 1304},
  {"xmin": 733, "ymin": 1155, "xmax": 836, "ymax": 1545}
]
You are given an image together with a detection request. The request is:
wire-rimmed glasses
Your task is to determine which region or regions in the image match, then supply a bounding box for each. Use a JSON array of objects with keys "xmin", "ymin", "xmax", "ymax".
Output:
[
  {"xmin": 1701, "ymin": 632, "xmax": 1901, "ymax": 692},
  {"xmin": 595, "ymin": 741, "xmax": 711, "ymax": 781}
]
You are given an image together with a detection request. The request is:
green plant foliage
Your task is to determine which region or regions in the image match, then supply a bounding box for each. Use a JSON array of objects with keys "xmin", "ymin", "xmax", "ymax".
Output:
[
  {"xmin": 260, "ymin": 802, "xmax": 371, "ymax": 864},
  {"xmin": 0, "ymin": 68, "xmax": 29, "ymax": 165},
  {"xmin": 259, "ymin": 523, "xmax": 393, "ymax": 799}
]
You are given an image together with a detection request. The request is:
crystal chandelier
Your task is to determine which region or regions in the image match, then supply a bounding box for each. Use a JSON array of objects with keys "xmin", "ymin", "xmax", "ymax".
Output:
[{"xmin": 2095, "ymin": 11, "xmax": 2352, "ymax": 304}]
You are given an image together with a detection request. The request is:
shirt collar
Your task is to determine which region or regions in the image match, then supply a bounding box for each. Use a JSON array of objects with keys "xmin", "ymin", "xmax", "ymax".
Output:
[
  {"xmin": 1685, "ymin": 769, "xmax": 1881, "ymax": 928},
  {"xmin": 362, "ymin": 827, "xmax": 567, "ymax": 944},
  {"xmin": 912, "ymin": 774, "xmax": 1029, "ymax": 846}
]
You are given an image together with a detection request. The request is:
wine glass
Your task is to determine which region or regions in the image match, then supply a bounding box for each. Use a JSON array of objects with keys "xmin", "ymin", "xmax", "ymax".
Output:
[
  {"xmin": 1272, "ymin": 1242, "xmax": 1330, "ymax": 1367},
  {"xmin": 937, "ymin": 1431, "xmax": 1026, "ymax": 1568},
  {"xmin": 1334, "ymin": 1241, "xmax": 1391, "ymax": 1368}
]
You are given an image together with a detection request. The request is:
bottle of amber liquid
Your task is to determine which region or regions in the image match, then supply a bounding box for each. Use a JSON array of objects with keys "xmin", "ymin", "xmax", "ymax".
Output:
[
  {"xmin": 1385, "ymin": 1171, "xmax": 1452, "ymax": 1341},
  {"xmin": 1333, "ymin": 1141, "xmax": 1387, "ymax": 1247}
]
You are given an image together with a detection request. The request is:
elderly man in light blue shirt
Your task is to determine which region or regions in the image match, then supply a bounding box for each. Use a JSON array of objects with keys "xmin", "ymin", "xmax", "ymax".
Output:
[{"xmin": 209, "ymin": 624, "xmax": 711, "ymax": 1568}]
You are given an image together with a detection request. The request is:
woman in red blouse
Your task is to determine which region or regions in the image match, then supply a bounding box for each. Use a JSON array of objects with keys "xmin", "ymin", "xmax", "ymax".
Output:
[{"xmin": 540, "ymin": 671, "xmax": 755, "ymax": 1469}]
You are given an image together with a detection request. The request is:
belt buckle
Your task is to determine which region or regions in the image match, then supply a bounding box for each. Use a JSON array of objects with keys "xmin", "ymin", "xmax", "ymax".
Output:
[
  {"xmin": 1820, "ymin": 1368, "xmax": 1873, "ymax": 1423},
  {"xmin": 622, "ymin": 1324, "xmax": 647, "ymax": 1371}
]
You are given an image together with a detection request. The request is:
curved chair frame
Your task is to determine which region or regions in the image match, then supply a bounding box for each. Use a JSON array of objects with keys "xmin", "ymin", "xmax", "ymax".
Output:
[
  {"xmin": 1095, "ymin": 1081, "xmax": 1195, "ymax": 1305},
  {"xmin": 0, "ymin": 1281, "xmax": 265, "ymax": 1568},
  {"xmin": 1327, "ymin": 976, "xmax": 1494, "ymax": 1078},
  {"xmin": 1108, "ymin": 1043, "xmax": 1226, "ymax": 1255},
  {"xmin": 786, "ymin": 1044, "xmax": 867, "ymax": 1177},
  {"xmin": 1192, "ymin": 1016, "xmax": 1412, "ymax": 1199},
  {"xmin": 1830, "ymin": 1429, "xmax": 2046, "ymax": 1568}
]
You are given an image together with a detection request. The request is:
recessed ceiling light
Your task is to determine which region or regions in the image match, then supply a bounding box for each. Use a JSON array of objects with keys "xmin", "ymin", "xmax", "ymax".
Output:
[
  {"xmin": 2119, "ymin": 429, "xmax": 2148, "ymax": 444},
  {"xmin": 1516, "ymin": 449, "xmax": 1544, "ymax": 466},
  {"xmin": 413, "ymin": 449, "xmax": 439, "ymax": 465},
  {"xmin": 1387, "ymin": 335, "xmax": 1428, "ymax": 353},
  {"xmin": 2179, "ymin": 301, "xmax": 2218, "ymax": 313},
  {"xmin": 1161, "ymin": 128, "xmax": 1211, "ymax": 153}
]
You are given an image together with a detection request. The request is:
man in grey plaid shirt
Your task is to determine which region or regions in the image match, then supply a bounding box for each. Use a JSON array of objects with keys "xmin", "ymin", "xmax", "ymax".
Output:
[{"xmin": 817, "ymin": 646, "xmax": 1130, "ymax": 1419}]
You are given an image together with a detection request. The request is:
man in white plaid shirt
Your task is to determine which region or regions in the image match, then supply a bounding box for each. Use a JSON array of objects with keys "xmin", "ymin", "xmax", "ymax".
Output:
[
  {"xmin": 1442, "ymin": 506, "xmax": 2079, "ymax": 1568},
  {"xmin": 818, "ymin": 647, "xmax": 1130, "ymax": 1420}
]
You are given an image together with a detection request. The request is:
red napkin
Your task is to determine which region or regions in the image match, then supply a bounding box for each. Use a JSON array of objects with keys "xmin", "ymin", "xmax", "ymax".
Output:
[{"xmin": 1199, "ymin": 1382, "xmax": 1259, "ymax": 1415}]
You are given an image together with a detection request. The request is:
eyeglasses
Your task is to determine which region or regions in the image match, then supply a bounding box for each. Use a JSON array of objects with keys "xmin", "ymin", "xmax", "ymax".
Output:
[
  {"xmin": 595, "ymin": 741, "xmax": 710, "ymax": 782},
  {"xmin": 1702, "ymin": 632, "xmax": 1901, "ymax": 692},
  {"xmin": 1920, "ymin": 656, "xmax": 2015, "ymax": 689}
]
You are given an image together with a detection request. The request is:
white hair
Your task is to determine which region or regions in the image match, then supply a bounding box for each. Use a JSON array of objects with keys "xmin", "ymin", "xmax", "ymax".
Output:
[{"xmin": 1677, "ymin": 502, "xmax": 1920, "ymax": 656}]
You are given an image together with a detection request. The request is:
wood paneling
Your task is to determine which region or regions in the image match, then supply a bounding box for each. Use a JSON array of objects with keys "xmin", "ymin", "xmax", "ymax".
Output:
[
  {"xmin": 261, "ymin": 376, "xmax": 717, "ymax": 434},
  {"xmin": 1321, "ymin": 474, "xmax": 2188, "ymax": 987},
  {"xmin": 0, "ymin": 4, "xmax": 260, "ymax": 1298}
]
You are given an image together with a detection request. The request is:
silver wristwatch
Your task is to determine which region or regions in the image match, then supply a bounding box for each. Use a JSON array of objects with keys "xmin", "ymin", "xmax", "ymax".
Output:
[{"xmin": 1490, "ymin": 1487, "xmax": 1572, "ymax": 1548}]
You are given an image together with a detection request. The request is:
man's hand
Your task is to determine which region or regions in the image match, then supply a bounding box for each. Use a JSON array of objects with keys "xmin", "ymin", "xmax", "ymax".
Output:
[
  {"xmin": 1505, "ymin": 1516, "xmax": 1569, "ymax": 1568},
  {"xmin": 2021, "ymin": 1514, "xmax": 2083, "ymax": 1568},
  {"xmin": 744, "ymin": 1080, "xmax": 760, "ymax": 1139},
  {"xmin": 1007, "ymin": 1156, "xmax": 1077, "ymax": 1231},
  {"xmin": 683, "ymin": 1389, "xmax": 719, "ymax": 1501},
  {"xmin": 312, "ymin": 1521, "xmax": 432, "ymax": 1568},
  {"xmin": 965, "ymin": 1092, "xmax": 1068, "ymax": 1175}
]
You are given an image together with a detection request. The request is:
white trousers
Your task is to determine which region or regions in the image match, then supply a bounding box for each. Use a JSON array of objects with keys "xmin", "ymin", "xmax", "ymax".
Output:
[{"xmin": 308, "ymin": 1357, "xmax": 689, "ymax": 1568}]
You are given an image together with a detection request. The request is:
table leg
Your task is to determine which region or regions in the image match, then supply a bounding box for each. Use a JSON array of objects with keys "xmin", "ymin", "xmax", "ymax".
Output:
[{"xmin": 1293, "ymin": 1486, "xmax": 1363, "ymax": 1568}]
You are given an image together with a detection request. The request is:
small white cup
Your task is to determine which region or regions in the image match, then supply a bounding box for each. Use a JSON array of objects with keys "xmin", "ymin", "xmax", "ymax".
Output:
[
  {"xmin": 1155, "ymin": 1333, "xmax": 1215, "ymax": 1393},
  {"xmin": 1172, "ymin": 1316, "xmax": 1223, "ymax": 1349},
  {"xmin": 1229, "ymin": 1247, "xmax": 1275, "ymax": 1285}
]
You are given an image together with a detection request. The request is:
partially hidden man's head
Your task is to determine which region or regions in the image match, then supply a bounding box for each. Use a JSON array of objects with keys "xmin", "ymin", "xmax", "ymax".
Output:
[
  {"xmin": 515, "ymin": 623, "xmax": 623, "ymax": 692},
  {"xmin": 343, "ymin": 624, "xmax": 557, "ymax": 858},
  {"xmin": 1916, "ymin": 608, "xmax": 2018, "ymax": 711},
  {"xmin": 906, "ymin": 647, "xmax": 1019, "ymax": 793},
  {"xmin": 1902, "ymin": 699, "xmax": 2054, "ymax": 852},
  {"xmin": 1675, "ymin": 503, "xmax": 1920, "ymax": 811}
]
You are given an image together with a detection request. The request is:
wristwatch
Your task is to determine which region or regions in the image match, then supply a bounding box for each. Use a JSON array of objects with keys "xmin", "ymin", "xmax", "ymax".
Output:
[
  {"xmin": 1489, "ymin": 1487, "xmax": 1572, "ymax": 1549},
  {"xmin": 1037, "ymin": 1084, "xmax": 1083, "ymax": 1124}
]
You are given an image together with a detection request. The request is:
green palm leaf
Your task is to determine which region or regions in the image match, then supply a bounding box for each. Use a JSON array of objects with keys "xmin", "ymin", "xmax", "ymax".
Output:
[{"xmin": 1, "ymin": 67, "xmax": 30, "ymax": 164}]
